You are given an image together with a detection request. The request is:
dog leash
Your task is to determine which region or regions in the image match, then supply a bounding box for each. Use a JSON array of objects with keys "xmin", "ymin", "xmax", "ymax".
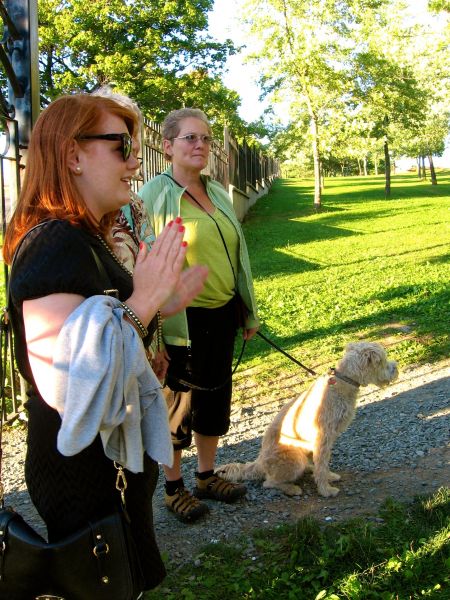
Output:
[
  {"xmin": 256, "ymin": 331, "xmax": 360, "ymax": 387},
  {"xmin": 256, "ymin": 331, "xmax": 318, "ymax": 377}
]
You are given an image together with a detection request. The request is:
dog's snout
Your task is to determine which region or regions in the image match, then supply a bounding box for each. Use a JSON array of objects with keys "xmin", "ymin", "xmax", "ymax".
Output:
[{"xmin": 389, "ymin": 361, "xmax": 399, "ymax": 381}]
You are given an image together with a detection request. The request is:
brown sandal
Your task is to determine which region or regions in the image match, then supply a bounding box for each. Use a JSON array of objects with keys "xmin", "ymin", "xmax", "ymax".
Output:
[
  {"xmin": 193, "ymin": 473, "xmax": 247, "ymax": 503},
  {"xmin": 165, "ymin": 487, "xmax": 210, "ymax": 523}
]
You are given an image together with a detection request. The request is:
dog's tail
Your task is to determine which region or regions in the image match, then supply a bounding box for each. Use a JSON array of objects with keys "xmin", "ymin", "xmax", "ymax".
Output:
[{"xmin": 216, "ymin": 460, "xmax": 265, "ymax": 482}]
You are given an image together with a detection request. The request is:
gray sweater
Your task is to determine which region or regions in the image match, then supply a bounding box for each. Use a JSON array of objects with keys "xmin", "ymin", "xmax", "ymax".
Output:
[{"xmin": 51, "ymin": 295, "xmax": 173, "ymax": 473}]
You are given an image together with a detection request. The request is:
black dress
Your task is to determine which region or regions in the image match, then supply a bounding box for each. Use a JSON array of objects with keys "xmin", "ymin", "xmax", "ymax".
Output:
[{"xmin": 9, "ymin": 219, "xmax": 166, "ymax": 589}]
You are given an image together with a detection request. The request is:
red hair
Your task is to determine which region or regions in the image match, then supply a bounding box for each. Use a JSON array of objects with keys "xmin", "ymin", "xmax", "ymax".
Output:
[{"xmin": 3, "ymin": 94, "xmax": 138, "ymax": 264}]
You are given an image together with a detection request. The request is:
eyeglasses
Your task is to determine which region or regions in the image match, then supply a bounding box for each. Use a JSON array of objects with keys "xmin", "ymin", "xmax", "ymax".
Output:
[
  {"xmin": 172, "ymin": 134, "xmax": 214, "ymax": 145},
  {"xmin": 77, "ymin": 133, "xmax": 133, "ymax": 161}
]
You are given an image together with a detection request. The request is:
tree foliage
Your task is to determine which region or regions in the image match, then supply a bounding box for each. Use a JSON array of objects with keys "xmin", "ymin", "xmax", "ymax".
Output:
[
  {"xmin": 241, "ymin": 0, "xmax": 449, "ymax": 199},
  {"xmin": 38, "ymin": 0, "xmax": 242, "ymax": 125}
]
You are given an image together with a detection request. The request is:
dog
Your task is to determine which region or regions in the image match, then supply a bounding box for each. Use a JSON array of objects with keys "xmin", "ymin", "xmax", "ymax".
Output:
[{"xmin": 217, "ymin": 342, "xmax": 398, "ymax": 497}]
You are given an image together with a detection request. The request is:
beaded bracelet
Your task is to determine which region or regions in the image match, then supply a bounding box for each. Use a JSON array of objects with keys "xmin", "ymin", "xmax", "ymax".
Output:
[
  {"xmin": 121, "ymin": 303, "xmax": 148, "ymax": 339},
  {"xmin": 156, "ymin": 310, "xmax": 163, "ymax": 352}
]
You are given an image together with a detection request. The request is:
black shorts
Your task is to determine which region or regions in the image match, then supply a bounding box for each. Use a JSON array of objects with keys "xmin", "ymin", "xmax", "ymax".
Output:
[{"xmin": 164, "ymin": 297, "xmax": 239, "ymax": 450}]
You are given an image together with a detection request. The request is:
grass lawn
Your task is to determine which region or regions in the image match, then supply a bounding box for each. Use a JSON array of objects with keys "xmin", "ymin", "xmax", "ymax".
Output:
[
  {"xmin": 147, "ymin": 171, "xmax": 449, "ymax": 599},
  {"xmin": 237, "ymin": 171, "xmax": 450, "ymax": 390},
  {"xmin": 148, "ymin": 488, "xmax": 449, "ymax": 599}
]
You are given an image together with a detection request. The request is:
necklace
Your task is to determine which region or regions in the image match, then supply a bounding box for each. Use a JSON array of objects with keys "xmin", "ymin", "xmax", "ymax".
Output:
[{"xmin": 96, "ymin": 234, "xmax": 133, "ymax": 277}]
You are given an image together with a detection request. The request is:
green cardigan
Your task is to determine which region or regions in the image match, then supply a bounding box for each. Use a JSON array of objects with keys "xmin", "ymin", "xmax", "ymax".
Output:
[{"xmin": 139, "ymin": 167, "xmax": 259, "ymax": 346}]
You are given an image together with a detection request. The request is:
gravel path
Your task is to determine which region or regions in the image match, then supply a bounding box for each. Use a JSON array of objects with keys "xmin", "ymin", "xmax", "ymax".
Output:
[{"xmin": 2, "ymin": 358, "xmax": 449, "ymax": 569}]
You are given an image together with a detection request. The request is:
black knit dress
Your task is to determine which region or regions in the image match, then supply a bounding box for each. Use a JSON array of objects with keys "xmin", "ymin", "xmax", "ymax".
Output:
[{"xmin": 9, "ymin": 219, "xmax": 166, "ymax": 590}]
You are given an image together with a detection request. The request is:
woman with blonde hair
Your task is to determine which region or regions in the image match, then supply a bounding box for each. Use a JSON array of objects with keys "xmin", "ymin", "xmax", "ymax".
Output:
[{"xmin": 139, "ymin": 107, "xmax": 259, "ymax": 523}]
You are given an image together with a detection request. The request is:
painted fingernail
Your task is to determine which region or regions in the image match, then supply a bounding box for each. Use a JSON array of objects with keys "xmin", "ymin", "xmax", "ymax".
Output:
[
  {"xmin": 139, "ymin": 241, "xmax": 145, "ymax": 251},
  {"xmin": 175, "ymin": 216, "xmax": 182, "ymax": 224},
  {"xmin": 167, "ymin": 220, "xmax": 173, "ymax": 227},
  {"xmin": 182, "ymin": 241, "xmax": 188, "ymax": 247},
  {"xmin": 178, "ymin": 225, "xmax": 185, "ymax": 232}
]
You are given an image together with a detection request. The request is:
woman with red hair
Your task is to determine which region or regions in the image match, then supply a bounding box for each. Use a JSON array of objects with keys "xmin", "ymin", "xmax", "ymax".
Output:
[{"xmin": 3, "ymin": 94, "xmax": 207, "ymax": 592}]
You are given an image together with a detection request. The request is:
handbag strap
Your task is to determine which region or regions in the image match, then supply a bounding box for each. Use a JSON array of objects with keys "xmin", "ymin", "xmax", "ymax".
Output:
[
  {"xmin": 163, "ymin": 173, "xmax": 238, "ymax": 287},
  {"xmin": 0, "ymin": 308, "xmax": 9, "ymax": 508}
]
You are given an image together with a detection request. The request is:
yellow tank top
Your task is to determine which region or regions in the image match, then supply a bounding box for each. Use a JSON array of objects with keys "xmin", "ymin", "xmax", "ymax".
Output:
[{"xmin": 180, "ymin": 200, "xmax": 239, "ymax": 308}]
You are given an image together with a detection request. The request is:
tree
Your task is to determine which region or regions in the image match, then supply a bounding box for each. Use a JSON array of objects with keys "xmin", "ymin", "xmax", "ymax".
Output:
[
  {"xmin": 38, "ymin": 0, "xmax": 238, "ymax": 123},
  {"xmin": 394, "ymin": 112, "xmax": 449, "ymax": 184},
  {"xmin": 350, "ymin": 51, "xmax": 427, "ymax": 196},
  {"xmin": 429, "ymin": 0, "xmax": 450, "ymax": 12},
  {"xmin": 241, "ymin": 0, "xmax": 381, "ymax": 208}
]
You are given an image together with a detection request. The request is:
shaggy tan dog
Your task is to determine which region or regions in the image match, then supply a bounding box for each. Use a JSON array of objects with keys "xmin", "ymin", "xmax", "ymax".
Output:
[{"xmin": 217, "ymin": 342, "xmax": 398, "ymax": 497}]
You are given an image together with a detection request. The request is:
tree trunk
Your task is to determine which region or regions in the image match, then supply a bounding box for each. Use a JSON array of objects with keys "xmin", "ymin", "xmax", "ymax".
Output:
[
  {"xmin": 310, "ymin": 112, "xmax": 321, "ymax": 209},
  {"xmin": 417, "ymin": 157, "xmax": 421, "ymax": 178},
  {"xmin": 384, "ymin": 140, "xmax": 391, "ymax": 197},
  {"xmin": 421, "ymin": 155, "xmax": 427, "ymax": 179},
  {"xmin": 363, "ymin": 156, "xmax": 368, "ymax": 176},
  {"xmin": 357, "ymin": 158, "xmax": 362, "ymax": 175},
  {"xmin": 428, "ymin": 155, "xmax": 437, "ymax": 185},
  {"xmin": 374, "ymin": 156, "xmax": 379, "ymax": 176}
]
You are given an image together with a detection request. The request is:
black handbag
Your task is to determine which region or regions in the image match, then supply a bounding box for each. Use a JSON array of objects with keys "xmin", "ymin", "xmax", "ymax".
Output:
[
  {"xmin": 0, "ymin": 226, "xmax": 145, "ymax": 600},
  {"xmin": 0, "ymin": 505, "xmax": 144, "ymax": 600}
]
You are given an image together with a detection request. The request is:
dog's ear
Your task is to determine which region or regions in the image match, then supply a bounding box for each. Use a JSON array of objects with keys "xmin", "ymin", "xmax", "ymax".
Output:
[
  {"xmin": 359, "ymin": 344, "xmax": 385, "ymax": 371},
  {"xmin": 364, "ymin": 348, "xmax": 382, "ymax": 366}
]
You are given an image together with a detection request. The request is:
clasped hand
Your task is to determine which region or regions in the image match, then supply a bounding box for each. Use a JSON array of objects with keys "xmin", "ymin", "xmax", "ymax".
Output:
[{"xmin": 127, "ymin": 218, "xmax": 208, "ymax": 324}]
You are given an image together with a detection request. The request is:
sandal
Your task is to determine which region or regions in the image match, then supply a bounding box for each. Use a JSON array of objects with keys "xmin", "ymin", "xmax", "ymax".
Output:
[
  {"xmin": 193, "ymin": 473, "xmax": 247, "ymax": 503},
  {"xmin": 165, "ymin": 486, "xmax": 210, "ymax": 523}
]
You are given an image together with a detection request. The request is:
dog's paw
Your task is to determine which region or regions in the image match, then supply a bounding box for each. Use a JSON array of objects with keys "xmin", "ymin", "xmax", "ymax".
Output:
[
  {"xmin": 215, "ymin": 466, "xmax": 231, "ymax": 479},
  {"xmin": 318, "ymin": 485, "xmax": 340, "ymax": 497},
  {"xmin": 328, "ymin": 472, "xmax": 341, "ymax": 482}
]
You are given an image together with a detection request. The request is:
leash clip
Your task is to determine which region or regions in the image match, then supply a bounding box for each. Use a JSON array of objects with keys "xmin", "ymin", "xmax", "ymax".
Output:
[{"xmin": 328, "ymin": 367, "xmax": 337, "ymax": 385}]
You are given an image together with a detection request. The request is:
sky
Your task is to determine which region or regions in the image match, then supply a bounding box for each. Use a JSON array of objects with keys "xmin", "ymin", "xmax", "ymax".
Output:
[
  {"xmin": 207, "ymin": 0, "xmax": 269, "ymax": 124},
  {"xmin": 207, "ymin": 0, "xmax": 450, "ymax": 166}
]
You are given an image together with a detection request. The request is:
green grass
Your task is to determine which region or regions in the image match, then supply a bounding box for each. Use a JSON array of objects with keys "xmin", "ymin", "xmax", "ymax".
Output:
[
  {"xmin": 237, "ymin": 171, "xmax": 450, "ymax": 386},
  {"xmin": 146, "ymin": 171, "xmax": 449, "ymax": 599},
  {"xmin": 147, "ymin": 488, "xmax": 449, "ymax": 599}
]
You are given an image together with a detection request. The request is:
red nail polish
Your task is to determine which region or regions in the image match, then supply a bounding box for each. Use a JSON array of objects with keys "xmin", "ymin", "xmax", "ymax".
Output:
[
  {"xmin": 175, "ymin": 217, "xmax": 182, "ymax": 224},
  {"xmin": 139, "ymin": 242, "xmax": 145, "ymax": 251},
  {"xmin": 182, "ymin": 241, "xmax": 188, "ymax": 247},
  {"xmin": 168, "ymin": 220, "xmax": 173, "ymax": 227},
  {"xmin": 178, "ymin": 225, "xmax": 185, "ymax": 232}
]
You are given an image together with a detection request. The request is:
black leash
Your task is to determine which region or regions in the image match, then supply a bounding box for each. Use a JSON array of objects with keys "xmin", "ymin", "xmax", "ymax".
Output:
[
  {"xmin": 256, "ymin": 330, "xmax": 318, "ymax": 377},
  {"xmin": 256, "ymin": 331, "xmax": 360, "ymax": 387}
]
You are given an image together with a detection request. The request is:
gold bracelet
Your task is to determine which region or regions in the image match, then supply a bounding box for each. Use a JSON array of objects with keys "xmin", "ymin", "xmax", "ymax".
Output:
[
  {"xmin": 156, "ymin": 310, "xmax": 163, "ymax": 352},
  {"xmin": 121, "ymin": 303, "xmax": 148, "ymax": 339}
]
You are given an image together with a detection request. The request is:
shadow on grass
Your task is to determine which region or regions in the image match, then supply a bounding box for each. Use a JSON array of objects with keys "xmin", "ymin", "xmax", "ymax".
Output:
[
  {"xmin": 247, "ymin": 218, "xmax": 363, "ymax": 277},
  {"xmin": 263, "ymin": 174, "xmax": 450, "ymax": 210},
  {"xmin": 241, "ymin": 286, "xmax": 450, "ymax": 365}
]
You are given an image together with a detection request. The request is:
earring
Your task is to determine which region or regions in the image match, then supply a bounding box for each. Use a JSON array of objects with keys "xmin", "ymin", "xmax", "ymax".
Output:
[{"xmin": 75, "ymin": 166, "xmax": 82, "ymax": 174}]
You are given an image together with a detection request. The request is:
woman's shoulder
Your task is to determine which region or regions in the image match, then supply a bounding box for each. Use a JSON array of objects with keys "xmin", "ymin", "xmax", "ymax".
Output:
[
  {"xmin": 16, "ymin": 219, "xmax": 91, "ymax": 261},
  {"xmin": 206, "ymin": 178, "xmax": 233, "ymax": 205},
  {"xmin": 10, "ymin": 220, "xmax": 98, "ymax": 301},
  {"xmin": 139, "ymin": 172, "xmax": 176, "ymax": 208},
  {"xmin": 139, "ymin": 172, "xmax": 167, "ymax": 193}
]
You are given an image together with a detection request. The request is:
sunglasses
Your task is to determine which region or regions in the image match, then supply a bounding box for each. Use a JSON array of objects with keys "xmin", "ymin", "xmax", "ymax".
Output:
[
  {"xmin": 77, "ymin": 132, "xmax": 133, "ymax": 161},
  {"xmin": 172, "ymin": 134, "xmax": 214, "ymax": 145}
]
